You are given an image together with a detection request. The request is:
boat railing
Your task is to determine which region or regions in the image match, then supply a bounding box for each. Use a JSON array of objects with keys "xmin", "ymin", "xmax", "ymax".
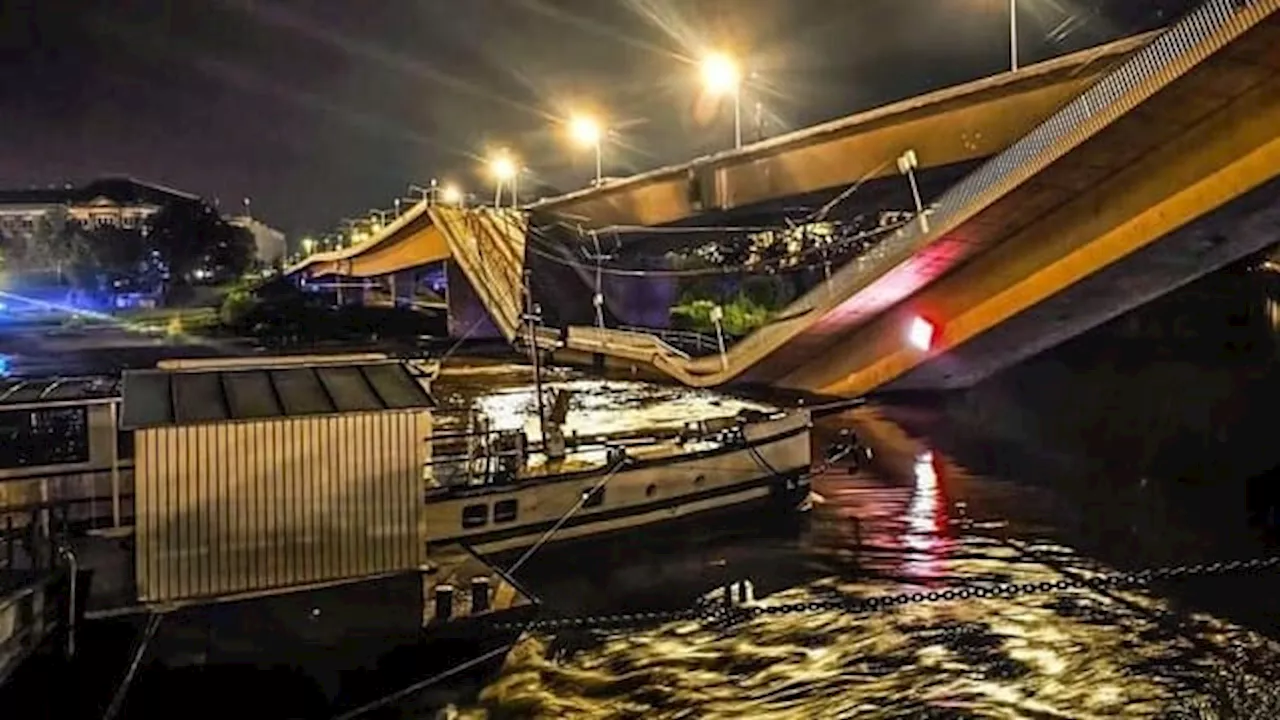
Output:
[{"xmin": 426, "ymin": 408, "xmax": 796, "ymax": 487}]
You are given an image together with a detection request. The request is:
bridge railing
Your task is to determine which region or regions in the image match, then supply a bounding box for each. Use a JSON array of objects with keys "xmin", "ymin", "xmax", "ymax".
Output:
[{"xmin": 615, "ymin": 325, "xmax": 721, "ymax": 357}]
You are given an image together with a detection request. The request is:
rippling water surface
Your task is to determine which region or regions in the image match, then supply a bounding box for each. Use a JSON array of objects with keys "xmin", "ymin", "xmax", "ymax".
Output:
[{"xmin": 432, "ymin": 365, "xmax": 1280, "ymax": 720}]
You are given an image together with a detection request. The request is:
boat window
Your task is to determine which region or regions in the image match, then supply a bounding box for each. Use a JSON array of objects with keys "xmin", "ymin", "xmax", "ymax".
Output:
[
  {"xmin": 0, "ymin": 407, "xmax": 90, "ymax": 469},
  {"xmin": 494, "ymin": 499, "xmax": 518, "ymax": 523},
  {"xmin": 462, "ymin": 504, "xmax": 489, "ymax": 529},
  {"xmin": 583, "ymin": 486, "xmax": 605, "ymax": 508}
]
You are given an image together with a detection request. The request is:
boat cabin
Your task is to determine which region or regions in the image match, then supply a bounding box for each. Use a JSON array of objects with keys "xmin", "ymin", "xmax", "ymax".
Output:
[{"xmin": 119, "ymin": 354, "xmax": 436, "ymax": 605}]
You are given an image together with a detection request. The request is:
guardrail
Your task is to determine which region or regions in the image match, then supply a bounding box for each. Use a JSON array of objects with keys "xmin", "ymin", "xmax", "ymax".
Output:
[{"xmin": 616, "ymin": 325, "xmax": 722, "ymax": 357}]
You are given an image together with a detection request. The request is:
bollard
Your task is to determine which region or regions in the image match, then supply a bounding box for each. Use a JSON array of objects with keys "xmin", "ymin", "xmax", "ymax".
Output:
[
  {"xmin": 434, "ymin": 585, "xmax": 455, "ymax": 621},
  {"xmin": 471, "ymin": 577, "xmax": 491, "ymax": 614}
]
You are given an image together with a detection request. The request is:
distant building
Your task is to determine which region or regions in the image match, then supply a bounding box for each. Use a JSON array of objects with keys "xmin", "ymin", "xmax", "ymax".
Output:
[
  {"xmin": 225, "ymin": 215, "xmax": 287, "ymax": 266},
  {"xmin": 0, "ymin": 176, "xmax": 201, "ymax": 238}
]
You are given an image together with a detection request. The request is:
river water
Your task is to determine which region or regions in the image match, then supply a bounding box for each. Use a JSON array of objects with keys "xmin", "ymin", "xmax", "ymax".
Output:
[
  {"xmin": 4, "ymin": 337, "xmax": 1278, "ymax": 718},
  {"xmin": 431, "ymin": 364, "xmax": 1280, "ymax": 720}
]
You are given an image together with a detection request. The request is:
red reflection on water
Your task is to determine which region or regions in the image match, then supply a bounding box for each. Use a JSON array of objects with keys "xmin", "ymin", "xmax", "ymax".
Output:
[{"xmin": 902, "ymin": 451, "xmax": 953, "ymax": 583}]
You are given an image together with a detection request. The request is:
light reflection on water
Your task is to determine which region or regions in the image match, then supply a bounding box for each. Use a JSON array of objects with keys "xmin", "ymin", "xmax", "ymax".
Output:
[
  {"xmin": 439, "ymin": 373, "xmax": 775, "ymax": 441},
  {"xmin": 434, "ymin": 368, "xmax": 1280, "ymax": 718}
]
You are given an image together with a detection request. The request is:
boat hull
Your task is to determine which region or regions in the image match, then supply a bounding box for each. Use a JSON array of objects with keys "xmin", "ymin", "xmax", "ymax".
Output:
[{"xmin": 424, "ymin": 411, "xmax": 813, "ymax": 557}]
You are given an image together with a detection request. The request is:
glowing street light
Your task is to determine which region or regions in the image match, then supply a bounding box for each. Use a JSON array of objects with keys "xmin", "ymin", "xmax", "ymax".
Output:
[
  {"xmin": 301, "ymin": 237, "xmax": 315, "ymax": 256},
  {"xmin": 439, "ymin": 183, "xmax": 463, "ymax": 206},
  {"xmin": 700, "ymin": 52, "xmax": 743, "ymax": 149},
  {"xmin": 488, "ymin": 151, "xmax": 519, "ymax": 208},
  {"xmin": 569, "ymin": 114, "xmax": 605, "ymax": 186}
]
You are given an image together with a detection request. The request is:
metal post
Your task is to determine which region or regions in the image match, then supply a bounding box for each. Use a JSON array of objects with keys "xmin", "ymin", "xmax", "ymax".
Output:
[
  {"xmin": 109, "ymin": 400, "xmax": 121, "ymax": 528},
  {"xmin": 710, "ymin": 304, "xmax": 728, "ymax": 370},
  {"xmin": 898, "ymin": 150, "xmax": 928, "ymax": 234},
  {"xmin": 60, "ymin": 544, "xmax": 77, "ymax": 657},
  {"xmin": 733, "ymin": 89, "xmax": 743, "ymax": 149},
  {"xmin": 1010, "ymin": 0, "xmax": 1019, "ymax": 72},
  {"xmin": 524, "ymin": 270, "xmax": 547, "ymax": 439},
  {"xmin": 594, "ymin": 141, "xmax": 603, "ymax": 186},
  {"xmin": 494, "ymin": 180, "xmax": 503, "ymax": 208},
  {"xmin": 512, "ymin": 172, "xmax": 520, "ymax": 209}
]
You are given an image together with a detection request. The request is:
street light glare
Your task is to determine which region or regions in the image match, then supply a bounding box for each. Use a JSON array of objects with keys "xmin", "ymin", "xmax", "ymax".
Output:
[
  {"xmin": 701, "ymin": 52, "xmax": 741, "ymax": 95},
  {"xmin": 569, "ymin": 115, "xmax": 602, "ymax": 147},
  {"xmin": 489, "ymin": 153, "xmax": 517, "ymax": 181},
  {"xmin": 440, "ymin": 183, "xmax": 463, "ymax": 205}
]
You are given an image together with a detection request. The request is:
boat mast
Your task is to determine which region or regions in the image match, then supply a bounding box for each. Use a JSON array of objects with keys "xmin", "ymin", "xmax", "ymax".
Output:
[{"xmin": 522, "ymin": 269, "xmax": 548, "ymax": 441}]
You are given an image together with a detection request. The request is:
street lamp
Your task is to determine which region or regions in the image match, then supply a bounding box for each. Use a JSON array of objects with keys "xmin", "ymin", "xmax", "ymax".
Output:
[
  {"xmin": 489, "ymin": 151, "xmax": 518, "ymax": 208},
  {"xmin": 440, "ymin": 183, "xmax": 463, "ymax": 206},
  {"xmin": 301, "ymin": 237, "xmax": 315, "ymax": 256},
  {"xmin": 569, "ymin": 114, "xmax": 604, "ymax": 186},
  {"xmin": 701, "ymin": 52, "xmax": 742, "ymax": 149}
]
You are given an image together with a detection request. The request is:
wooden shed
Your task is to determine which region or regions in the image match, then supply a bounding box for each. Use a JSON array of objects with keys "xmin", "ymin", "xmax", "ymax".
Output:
[{"xmin": 120, "ymin": 355, "xmax": 434, "ymax": 605}]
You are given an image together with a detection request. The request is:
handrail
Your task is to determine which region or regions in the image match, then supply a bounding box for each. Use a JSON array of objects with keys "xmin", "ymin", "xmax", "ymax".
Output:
[{"xmin": 616, "ymin": 325, "xmax": 720, "ymax": 355}]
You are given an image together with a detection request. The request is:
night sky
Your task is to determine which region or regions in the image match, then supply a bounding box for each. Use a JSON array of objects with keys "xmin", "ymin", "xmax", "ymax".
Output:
[{"xmin": 1, "ymin": 0, "xmax": 1198, "ymax": 238}]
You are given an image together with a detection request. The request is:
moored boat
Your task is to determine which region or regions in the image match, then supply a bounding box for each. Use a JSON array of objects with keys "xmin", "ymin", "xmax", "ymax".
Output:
[{"xmin": 424, "ymin": 404, "xmax": 814, "ymax": 558}]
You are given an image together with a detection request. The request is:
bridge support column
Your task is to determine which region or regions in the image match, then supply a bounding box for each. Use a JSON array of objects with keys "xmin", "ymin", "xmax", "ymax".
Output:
[{"xmin": 389, "ymin": 270, "xmax": 416, "ymax": 308}]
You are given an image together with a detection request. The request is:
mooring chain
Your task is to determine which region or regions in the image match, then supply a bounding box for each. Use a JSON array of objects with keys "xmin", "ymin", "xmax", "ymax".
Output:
[{"xmin": 492, "ymin": 555, "xmax": 1280, "ymax": 633}]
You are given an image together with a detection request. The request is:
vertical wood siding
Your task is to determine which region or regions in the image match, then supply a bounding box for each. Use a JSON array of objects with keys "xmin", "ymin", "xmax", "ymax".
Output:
[{"xmin": 135, "ymin": 411, "xmax": 429, "ymax": 603}]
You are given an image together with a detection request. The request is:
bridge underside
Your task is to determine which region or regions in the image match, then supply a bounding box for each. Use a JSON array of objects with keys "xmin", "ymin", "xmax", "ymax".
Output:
[
  {"xmin": 554, "ymin": 3, "xmax": 1280, "ymax": 396},
  {"xmin": 779, "ymin": 16, "xmax": 1280, "ymax": 396},
  {"xmin": 886, "ymin": 174, "xmax": 1280, "ymax": 392}
]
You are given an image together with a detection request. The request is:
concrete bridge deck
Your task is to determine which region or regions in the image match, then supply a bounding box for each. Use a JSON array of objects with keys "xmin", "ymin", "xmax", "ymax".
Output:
[
  {"xmin": 287, "ymin": 31, "xmax": 1153, "ymax": 281},
  {"xmin": 289, "ymin": 0, "xmax": 1280, "ymax": 398},
  {"xmin": 559, "ymin": 0, "xmax": 1280, "ymax": 396}
]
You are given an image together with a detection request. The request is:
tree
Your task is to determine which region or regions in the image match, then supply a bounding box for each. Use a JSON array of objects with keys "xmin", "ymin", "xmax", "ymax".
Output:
[
  {"xmin": 0, "ymin": 229, "xmax": 22, "ymax": 272},
  {"xmin": 86, "ymin": 225, "xmax": 147, "ymax": 277},
  {"xmin": 146, "ymin": 199, "xmax": 235, "ymax": 293},
  {"xmin": 29, "ymin": 213, "xmax": 93, "ymax": 286},
  {"xmin": 206, "ymin": 224, "xmax": 256, "ymax": 280}
]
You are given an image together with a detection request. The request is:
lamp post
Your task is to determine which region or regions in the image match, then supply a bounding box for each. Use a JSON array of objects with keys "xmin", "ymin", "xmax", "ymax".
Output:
[
  {"xmin": 489, "ymin": 152, "xmax": 518, "ymax": 208},
  {"xmin": 569, "ymin": 115, "xmax": 604, "ymax": 186},
  {"xmin": 701, "ymin": 52, "xmax": 742, "ymax": 149},
  {"xmin": 1009, "ymin": 0, "xmax": 1019, "ymax": 71}
]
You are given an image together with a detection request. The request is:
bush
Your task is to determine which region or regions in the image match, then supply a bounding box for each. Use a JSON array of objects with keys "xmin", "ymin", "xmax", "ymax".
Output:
[
  {"xmin": 219, "ymin": 288, "xmax": 259, "ymax": 330},
  {"xmin": 670, "ymin": 296, "xmax": 772, "ymax": 338}
]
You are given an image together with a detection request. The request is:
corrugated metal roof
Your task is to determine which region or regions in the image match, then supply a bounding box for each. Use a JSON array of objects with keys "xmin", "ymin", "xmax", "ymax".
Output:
[
  {"xmin": 120, "ymin": 361, "xmax": 434, "ymax": 430},
  {"xmin": 0, "ymin": 376, "xmax": 121, "ymax": 407}
]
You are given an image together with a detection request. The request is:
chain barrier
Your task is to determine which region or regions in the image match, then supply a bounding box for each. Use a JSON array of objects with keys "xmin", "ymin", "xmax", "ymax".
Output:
[{"xmin": 492, "ymin": 555, "xmax": 1280, "ymax": 633}]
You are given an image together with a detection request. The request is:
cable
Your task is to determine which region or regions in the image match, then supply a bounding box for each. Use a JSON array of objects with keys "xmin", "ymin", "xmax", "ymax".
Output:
[
  {"xmin": 522, "ymin": 220, "xmax": 908, "ymax": 279},
  {"xmin": 504, "ymin": 455, "xmax": 628, "ymax": 577},
  {"xmin": 436, "ymin": 313, "xmax": 491, "ymax": 366},
  {"xmin": 492, "ymin": 555, "xmax": 1280, "ymax": 633},
  {"xmin": 806, "ymin": 156, "xmax": 897, "ymax": 224},
  {"xmin": 331, "ymin": 641, "xmax": 518, "ymax": 720}
]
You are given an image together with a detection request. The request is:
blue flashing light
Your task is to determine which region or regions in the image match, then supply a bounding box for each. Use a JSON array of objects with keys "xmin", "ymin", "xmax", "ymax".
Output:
[{"xmin": 0, "ymin": 355, "xmax": 9, "ymax": 377}]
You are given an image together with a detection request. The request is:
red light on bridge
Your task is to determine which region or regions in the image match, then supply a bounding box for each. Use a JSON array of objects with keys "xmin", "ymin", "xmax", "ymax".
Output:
[{"xmin": 907, "ymin": 316, "xmax": 936, "ymax": 351}]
